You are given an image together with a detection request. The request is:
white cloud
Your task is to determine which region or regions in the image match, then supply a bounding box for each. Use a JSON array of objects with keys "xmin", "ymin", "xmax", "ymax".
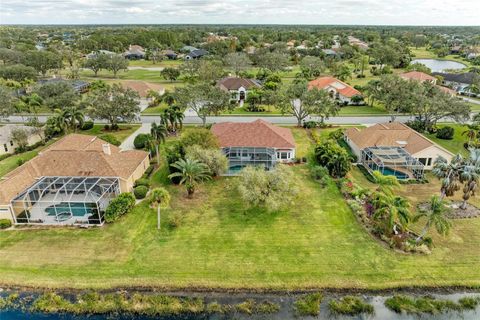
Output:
[{"xmin": 0, "ymin": 0, "xmax": 479, "ymax": 25}]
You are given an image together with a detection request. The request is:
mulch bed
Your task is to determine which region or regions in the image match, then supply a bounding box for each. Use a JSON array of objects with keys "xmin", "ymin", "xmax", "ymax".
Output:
[{"xmin": 418, "ymin": 202, "xmax": 480, "ymax": 219}]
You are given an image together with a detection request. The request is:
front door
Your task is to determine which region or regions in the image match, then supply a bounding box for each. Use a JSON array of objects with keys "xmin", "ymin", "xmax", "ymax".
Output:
[{"xmin": 239, "ymin": 90, "xmax": 246, "ymax": 101}]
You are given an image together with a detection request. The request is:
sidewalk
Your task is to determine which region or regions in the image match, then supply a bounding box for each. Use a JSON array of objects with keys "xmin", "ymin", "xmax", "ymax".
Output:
[{"xmin": 119, "ymin": 123, "xmax": 152, "ymax": 150}]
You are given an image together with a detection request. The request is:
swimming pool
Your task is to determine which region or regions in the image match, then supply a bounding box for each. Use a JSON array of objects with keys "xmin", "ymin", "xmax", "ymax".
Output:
[
  {"xmin": 368, "ymin": 165, "xmax": 410, "ymax": 180},
  {"xmin": 45, "ymin": 202, "xmax": 97, "ymax": 217}
]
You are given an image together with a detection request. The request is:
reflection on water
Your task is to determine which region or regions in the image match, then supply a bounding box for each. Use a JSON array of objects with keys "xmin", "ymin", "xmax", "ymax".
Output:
[
  {"xmin": 411, "ymin": 59, "xmax": 467, "ymax": 72},
  {"xmin": 1, "ymin": 291, "xmax": 479, "ymax": 320}
]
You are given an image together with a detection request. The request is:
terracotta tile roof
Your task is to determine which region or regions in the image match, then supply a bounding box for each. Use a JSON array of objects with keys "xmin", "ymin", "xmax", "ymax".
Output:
[
  {"xmin": 217, "ymin": 77, "xmax": 261, "ymax": 91},
  {"xmin": 436, "ymin": 85, "xmax": 456, "ymax": 95},
  {"xmin": 0, "ymin": 134, "xmax": 148, "ymax": 204},
  {"xmin": 400, "ymin": 71, "xmax": 437, "ymax": 82},
  {"xmin": 120, "ymin": 81, "xmax": 164, "ymax": 98},
  {"xmin": 345, "ymin": 122, "xmax": 454, "ymax": 156},
  {"xmin": 211, "ymin": 120, "xmax": 295, "ymax": 149},
  {"xmin": 308, "ymin": 76, "xmax": 361, "ymax": 98}
]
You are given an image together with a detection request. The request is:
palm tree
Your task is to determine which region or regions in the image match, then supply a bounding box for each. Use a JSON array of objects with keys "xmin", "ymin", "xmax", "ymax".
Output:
[
  {"xmin": 150, "ymin": 122, "xmax": 167, "ymax": 165},
  {"xmin": 168, "ymin": 158, "xmax": 211, "ymax": 197},
  {"xmin": 414, "ymin": 195, "xmax": 452, "ymax": 242},
  {"xmin": 432, "ymin": 155, "xmax": 464, "ymax": 198},
  {"xmin": 462, "ymin": 125, "xmax": 478, "ymax": 147},
  {"xmin": 459, "ymin": 149, "xmax": 480, "ymax": 209},
  {"xmin": 372, "ymin": 191, "xmax": 411, "ymax": 235},
  {"xmin": 161, "ymin": 90, "xmax": 176, "ymax": 106},
  {"xmin": 19, "ymin": 93, "xmax": 44, "ymax": 114},
  {"xmin": 149, "ymin": 187, "xmax": 171, "ymax": 230},
  {"xmin": 62, "ymin": 106, "xmax": 85, "ymax": 132},
  {"xmin": 162, "ymin": 105, "xmax": 184, "ymax": 134}
]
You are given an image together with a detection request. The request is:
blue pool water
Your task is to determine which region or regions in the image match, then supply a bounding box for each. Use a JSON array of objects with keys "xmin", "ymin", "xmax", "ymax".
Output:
[
  {"xmin": 45, "ymin": 202, "xmax": 96, "ymax": 217},
  {"xmin": 379, "ymin": 167, "xmax": 410, "ymax": 180}
]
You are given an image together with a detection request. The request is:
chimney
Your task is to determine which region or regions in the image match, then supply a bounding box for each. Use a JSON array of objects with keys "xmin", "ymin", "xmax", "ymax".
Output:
[{"xmin": 102, "ymin": 144, "xmax": 111, "ymax": 155}]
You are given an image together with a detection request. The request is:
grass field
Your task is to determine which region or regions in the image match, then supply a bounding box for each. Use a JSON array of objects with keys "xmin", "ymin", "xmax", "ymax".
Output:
[
  {"xmin": 425, "ymin": 123, "xmax": 468, "ymax": 156},
  {"xmin": 0, "ymin": 146, "xmax": 48, "ymax": 178},
  {"xmin": 1, "ymin": 128, "xmax": 479, "ymax": 290}
]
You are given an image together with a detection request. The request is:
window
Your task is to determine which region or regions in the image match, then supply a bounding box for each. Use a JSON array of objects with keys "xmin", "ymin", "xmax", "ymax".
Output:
[
  {"xmin": 3, "ymin": 144, "xmax": 7, "ymax": 152},
  {"xmin": 418, "ymin": 158, "xmax": 427, "ymax": 165},
  {"xmin": 280, "ymin": 152, "xmax": 289, "ymax": 159},
  {"xmin": 427, "ymin": 158, "xmax": 432, "ymax": 166},
  {"xmin": 10, "ymin": 140, "xmax": 14, "ymax": 146}
]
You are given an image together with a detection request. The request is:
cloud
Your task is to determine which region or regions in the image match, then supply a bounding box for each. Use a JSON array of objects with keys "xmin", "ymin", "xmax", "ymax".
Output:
[{"xmin": 0, "ymin": 0, "xmax": 479, "ymax": 25}]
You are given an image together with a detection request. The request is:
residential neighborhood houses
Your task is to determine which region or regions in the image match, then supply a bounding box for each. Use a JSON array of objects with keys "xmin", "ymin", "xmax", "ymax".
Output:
[{"xmin": 2, "ymin": 23, "xmax": 480, "ymax": 318}]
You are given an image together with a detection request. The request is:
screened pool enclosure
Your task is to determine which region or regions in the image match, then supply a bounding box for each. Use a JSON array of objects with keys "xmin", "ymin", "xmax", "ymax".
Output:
[
  {"xmin": 222, "ymin": 147, "xmax": 277, "ymax": 175},
  {"xmin": 361, "ymin": 146, "xmax": 424, "ymax": 180},
  {"xmin": 11, "ymin": 176, "xmax": 120, "ymax": 225}
]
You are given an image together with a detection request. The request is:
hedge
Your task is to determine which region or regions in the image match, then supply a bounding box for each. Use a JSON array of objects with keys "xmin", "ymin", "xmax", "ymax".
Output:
[
  {"xmin": 134, "ymin": 178, "xmax": 150, "ymax": 187},
  {"xmin": 134, "ymin": 186, "xmax": 149, "ymax": 199},
  {"xmin": 104, "ymin": 193, "xmax": 136, "ymax": 223},
  {"xmin": 0, "ymin": 219, "xmax": 12, "ymax": 229},
  {"xmin": 142, "ymin": 165, "xmax": 155, "ymax": 179}
]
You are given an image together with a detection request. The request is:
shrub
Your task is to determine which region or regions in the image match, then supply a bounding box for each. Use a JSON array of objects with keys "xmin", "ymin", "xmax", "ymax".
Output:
[
  {"xmin": 99, "ymin": 134, "xmax": 121, "ymax": 146},
  {"xmin": 168, "ymin": 212, "xmax": 183, "ymax": 229},
  {"xmin": 0, "ymin": 219, "xmax": 12, "ymax": 229},
  {"xmin": 314, "ymin": 140, "xmax": 351, "ymax": 178},
  {"xmin": 81, "ymin": 120, "xmax": 94, "ymax": 130},
  {"xmin": 180, "ymin": 128, "xmax": 219, "ymax": 149},
  {"xmin": 435, "ymin": 126, "xmax": 454, "ymax": 140},
  {"xmin": 104, "ymin": 193, "xmax": 136, "ymax": 222},
  {"xmin": 329, "ymin": 296, "xmax": 374, "ymax": 315},
  {"xmin": 309, "ymin": 165, "xmax": 330, "ymax": 187},
  {"xmin": 134, "ymin": 133, "xmax": 151, "ymax": 149},
  {"xmin": 237, "ymin": 165, "xmax": 299, "ymax": 211},
  {"xmin": 185, "ymin": 145, "xmax": 228, "ymax": 177},
  {"xmin": 142, "ymin": 165, "xmax": 155, "ymax": 179},
  {"xmin": 134, "ymin": 178, "xmax": 150, "ymax": 187},
  {"xmin": 16, "ymin": 158, "xmax": 24, "ymax": 167},
  {"xmin": 294, "ymin": 293, "xmax": 323, "ymax": 316},
  {"xmin": 303, "ymin": 120, "xmax": 318, "ymax": 129},
  {"xmin": 134, "ymin": 186, "xmax": 149, "ymax": 199}
]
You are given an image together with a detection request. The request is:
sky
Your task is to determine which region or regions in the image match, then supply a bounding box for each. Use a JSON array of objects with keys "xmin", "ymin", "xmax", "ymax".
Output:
[{"xmin": 1, "ymin": 0, "xmax": 479, "ymax": 26}]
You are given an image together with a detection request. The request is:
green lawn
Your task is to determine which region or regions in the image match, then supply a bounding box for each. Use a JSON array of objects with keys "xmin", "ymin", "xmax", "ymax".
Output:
[
  {"xmin": 0, "ymin": 148, "xmax": 45, "ymax": 178},
  {"xmin": 425, "ymin": 123, "xmax": 468, "ymax": 155},
  {"xmin": 129, "ymin": 59, "xmax": 183, "ymax": 68},
  {"xmin": 141, "ymin": 103, "xmax": 169, "ymax": 114},
  {"xmin": 1, "ymin": 127, "xmax": 479, "ymax": 290},
  {"xmin": 81, "ymin": 124, "xmax": 141, "ymax": 142}
]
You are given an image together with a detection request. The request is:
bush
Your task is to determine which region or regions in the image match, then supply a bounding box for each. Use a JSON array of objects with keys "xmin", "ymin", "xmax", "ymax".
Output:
[
  {"xmin": 237, "ymin": 165, "xmax": 299, "ymax": 211},
  {"xmin": 134, "ymin": 178, "xmax": 150, "ymax": 187},
  {"xmin": 104, "ymin": 193, "xmax": 136, "ymax": 223},
  {"xmin": 0, "ymin": 219, "xmax": 12, "ymax": 229},
  {"xmin": 314, "ymin": 140, "xmax": 351, "ymax": 178},
  {"xmin": 294, "ymin": 293, "xmax": 323, "ymax": 316},
  {"xmin": 329, "ymin": 296, "xmax": 374, "ymax": 315},
  {"xmin": 180, "ymin": 128, "xmax": 219, "ymax": 149},
  {"xmin": 303, "ymin": 120, "xmax": 318, "ymax": 129},
  {"xmin": 134, "ymin": 133, "xmax": 151, "ymax": 149},
  {"xmin": 134, "ymin": 186, "xmax": 148, "ymax": 199},
  {"xmin": 16, "ymin": 158, "xmax": 24, "ymax": 167},
  {"xmin": 81, "ymin": 120, "xmax": 94, "ymax": 130},
  {"xmin": 99, "ymin": 134, "xmax": 121, "ymax": 146},
  {"xmin": 185, "ymin": 145, "xmax": 228, "ymax": 177},
  {"xmin": 435, "ymin": 126, "xmax": 454, "ymax": 140}
]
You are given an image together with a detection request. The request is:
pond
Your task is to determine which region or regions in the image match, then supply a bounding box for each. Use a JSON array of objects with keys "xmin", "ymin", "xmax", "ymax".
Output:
[
  {"xmin": 411, "ymin": 59, "xmax": 467, "ymax": 72},
  {"xmin": 1, "ymin": 290, "xmax": 480, "ymax": 320}
]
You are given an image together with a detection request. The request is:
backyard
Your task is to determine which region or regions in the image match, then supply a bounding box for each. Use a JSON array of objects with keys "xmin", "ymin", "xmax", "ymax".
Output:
[{"xmin": 0, "ymin": 127, "xmax": 479, "ymax": 290}]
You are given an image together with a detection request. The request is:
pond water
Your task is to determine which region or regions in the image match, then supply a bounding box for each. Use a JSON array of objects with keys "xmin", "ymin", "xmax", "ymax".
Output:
[
  {"xmin": 411, "ymin": 59, "xmax": 467, "ymax": 72},
  {"xmin": 1, "ymin": 290, "xmax": 480, "ymax": 320}
]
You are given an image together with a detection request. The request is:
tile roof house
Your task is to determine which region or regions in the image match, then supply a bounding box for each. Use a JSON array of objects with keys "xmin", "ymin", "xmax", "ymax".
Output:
[
  {"xmin": 0, "ymin": 124, "xmax": 42, "ymax": 156},
  {"xmin": 120, "ymin": 80, "xmax": 165, "ymax": 98},
  {"xmin": 433, "ymin": 72, "xmax": 479, "ymax": 95},
  {"xmin": 400, "ymin": 71, "xmax": 437, "ymax": 84},
  {"xmin": 400, "ymin": 71, "xmax": 457, "ymax": 96},
  {"xmin": 211, "ymin": 120, "xmax": 296, "ymax": 175},
  {"xmin": 308, "ymin": 76, "xmax": 362, "ymax": 105},
  {"xmin": 0, "ymin": 134, "xmax": 149, "ymax": 226},
  {"xmin": 345, "ymin": 122, "xmax": 453, "ymax": 172},
  {"xmin": 217, "ymin": 77, "xmax": 261, "ymax": 102}
]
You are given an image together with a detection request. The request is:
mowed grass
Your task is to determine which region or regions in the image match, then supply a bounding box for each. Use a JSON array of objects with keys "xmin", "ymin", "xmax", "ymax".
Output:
[
  {"xmin": 0, "ymin": 148, "xmax": 44, "ymax": 177},
  {"xmin": 0, "ymin": 128, "xmax": 479, "ymax": 290},
  {"xmin": 81, "ymin": 124, "xmax": 141, "ymax": 142},
  {"xmin": 425, "ymin": 123, "xmax": 469, "ymax": 156}
]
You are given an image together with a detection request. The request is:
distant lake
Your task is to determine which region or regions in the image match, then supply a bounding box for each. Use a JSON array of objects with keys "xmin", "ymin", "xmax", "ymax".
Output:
[{"xmin": 412, "ymin": 59, "xmax": 467, "ymax": 72}]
